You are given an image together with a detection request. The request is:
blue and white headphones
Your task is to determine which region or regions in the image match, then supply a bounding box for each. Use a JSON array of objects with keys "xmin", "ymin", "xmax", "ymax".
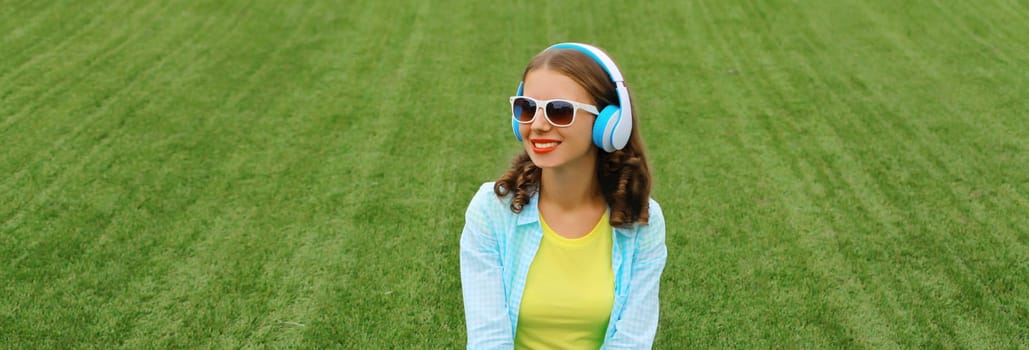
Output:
[{"xmin": 512, "ymin": 42, "xmax": 633, "ymax": 153}]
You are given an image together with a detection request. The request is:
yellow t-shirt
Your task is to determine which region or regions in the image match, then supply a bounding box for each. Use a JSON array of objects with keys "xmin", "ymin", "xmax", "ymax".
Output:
[{"xmin": 515, "ymin": 212, "xmax": 614, "ymax": 349}]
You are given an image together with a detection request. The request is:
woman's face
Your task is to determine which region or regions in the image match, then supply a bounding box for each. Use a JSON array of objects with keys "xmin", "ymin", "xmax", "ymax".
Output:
[{"xmin": 518, "ymin": 68, "xmax": 599, "ymax": 171}]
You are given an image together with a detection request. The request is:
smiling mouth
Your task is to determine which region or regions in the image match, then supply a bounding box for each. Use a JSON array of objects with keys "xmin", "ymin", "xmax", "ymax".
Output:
[{"xmin": 530, "ymin": 139, "xmax": 560, "ymax": 153}]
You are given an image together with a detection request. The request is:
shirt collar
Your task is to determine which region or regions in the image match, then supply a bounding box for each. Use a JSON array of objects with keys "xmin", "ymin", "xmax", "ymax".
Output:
[{"xmin": 515, "ymin": 191, "xmax": 540, "ymax": 226}]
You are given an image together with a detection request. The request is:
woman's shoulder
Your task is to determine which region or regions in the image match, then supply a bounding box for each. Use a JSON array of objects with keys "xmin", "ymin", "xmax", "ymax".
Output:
[
  {"xmin": 474, "ymin": 182, "xmax": 496, "ymax": 196},
  {"xmin": 646, "ymin": 197, "xmax": 664, "ymax": 224},
  {"xmin": 625, "ymin": 197, "xmax": 664, "ymax": 238},
  {"xmin": 467, "ymin": 182, "xmax": 515, "ymax": 212},
  {"xmin": 469, "ymin": 181, "xmax": 499, "ymax": 202}
]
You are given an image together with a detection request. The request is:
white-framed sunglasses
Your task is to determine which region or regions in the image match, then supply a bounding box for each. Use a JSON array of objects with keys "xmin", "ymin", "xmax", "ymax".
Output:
[{"xmin": 509, "ymin": 96, "xmax": 599, "ymax": 127}]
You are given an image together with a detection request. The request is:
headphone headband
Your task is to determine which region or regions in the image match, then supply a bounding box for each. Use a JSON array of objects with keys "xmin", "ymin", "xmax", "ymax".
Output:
[{"xmin": 546, "ymin": 43, "xmax": 626, "ymax": 83}]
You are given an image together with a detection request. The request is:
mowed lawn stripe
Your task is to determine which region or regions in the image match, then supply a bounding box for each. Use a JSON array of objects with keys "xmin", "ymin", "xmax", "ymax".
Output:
[
  {"xmin": 103, "ymin": 1, "xmax": 453, "ymax": 347},
  {"xmin": 1, "ymin": 0, "xmax": 190, "ymax": 233},
  {"xmin": 0, "ymin": 0, "xmax": 174, "ymax": 206},
  {"xmin": 0, "ymin": 0, "xmax": 222, "ymax": 232},
  {"xmin": 314, "ymin": 2, "xmax": 526, "ymax": 347},
  {"xmin": 0, "ymin": 2, "xmax": 115, "ymax": 91},
  {"xmin": 0, "ymin": 1, "xmax": 167, "ymax": 118},
  {"xmin": 729, "ymin": 0, "xmax": 901, "ymax": 346},
  {"xmin": 845, "ymin": 0, "xmax": 1026, "ymax": 246},
  {"xmin": 793, "ymin": 1, "xmax": 1025, "ymax": 346},
  {"xmin": 951, "ymin": 0, "xmax": 1029, "ymax": 244},
  {"xmin": 91, "ymin": 3, "xmax": 311, "ymax": 347},
  {"xmin": 120, "ymin": 2, "xmax": 368, "ymax": 346},
  {"xmin": 111, "ymin": 3, "xmax": 355, "ymax": 348},
  {"xmin": 279, "ymin": 4, "xmax": 435, "ymax": 347},
  {"xmin": 842, "ymin": 5, "xmax": 1028, "ymax": 337},
  {"xmin": 5, "ymin": 0, "xmax": 238, "ymax": 345},
  {"xmin": 652, "ymin": 1, "xmax": 812, "ymax": 346},
  {"xmin": 929, "ymin": 0, "xmax": 1017, "ymax": 65},
  {"xmin": 692, "ymin": 1, "xmax": 898, "ymax": 346},
  {"xmin": 642, "ymin": 1, "xmax": 764, "ymax": 347},
  {"xmin": 767, "ymin": 6, "xmax": 929, "ymax": 343},
  {"xmin": 151, "ymin": 1, "xmax": 434, "ymax": 346},
  {"xmin": 787, "ymin": 3, "xmax": 1021, "ymax": 347},
  {"xmin": 246, "ymin": 2, "xmax": 443, "ymax": 347},
  {"xmin": 646, "ymin": 0, "xmax": 1024, "ymax": 347},
  {"xmin": 314, "ymin": 2, "xmax": 451, "ymax": 346},
  {"xmin": 0, "ymin": 2, "xmax": 263, "ymax": 347},
  {"xmin": 239, "ymin": 4, "xmax": 424, "ymax": 347},
  {"xmin": 853, "ymin": 0, "xmax": 1027, "ymax": 147},
  {"xmin": 641, "ymin": 1, "xmax": 801, "ymax": 347}
]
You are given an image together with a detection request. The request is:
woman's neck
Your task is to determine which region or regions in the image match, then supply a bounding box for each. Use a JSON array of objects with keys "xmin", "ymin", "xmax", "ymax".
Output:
[{"xmin": 539, "ymin": 162, "xmax": 604, "ymax": 212}]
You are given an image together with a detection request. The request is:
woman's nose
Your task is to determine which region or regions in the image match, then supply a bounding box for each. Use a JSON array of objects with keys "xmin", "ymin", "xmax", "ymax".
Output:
[{"xmin": 530, "ymin": 107, "xmax": 551, "ymax": 132}]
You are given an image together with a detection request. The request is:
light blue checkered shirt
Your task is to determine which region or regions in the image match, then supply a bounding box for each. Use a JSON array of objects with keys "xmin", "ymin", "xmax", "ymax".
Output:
[{"xmin": 460, "ymin": 182, "xmax": 667, "ymax": 349}]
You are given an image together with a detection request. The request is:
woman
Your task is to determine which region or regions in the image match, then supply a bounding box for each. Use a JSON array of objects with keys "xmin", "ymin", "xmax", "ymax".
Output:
[{"xmin": 460, "ymin": 42, "xmax": 667, "ymax": 349}]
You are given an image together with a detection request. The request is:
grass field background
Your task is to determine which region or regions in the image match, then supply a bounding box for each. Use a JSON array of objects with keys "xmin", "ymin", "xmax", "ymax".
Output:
[{"xmin": 1, "ymin": 0, "xmax": 1026, "ymax": 348}]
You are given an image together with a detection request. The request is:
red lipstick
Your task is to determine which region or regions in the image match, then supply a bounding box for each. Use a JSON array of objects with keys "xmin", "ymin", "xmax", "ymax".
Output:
[{"xmin": 530, "ymin": 138, "xmax": 561, "ymax": 154}]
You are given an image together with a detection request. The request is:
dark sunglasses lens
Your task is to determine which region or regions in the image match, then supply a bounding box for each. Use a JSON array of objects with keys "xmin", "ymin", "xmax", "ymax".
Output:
[
  {"xmin": 546, "ymin": 101, "xmax": 575, "ymax": 126},
  {"xmin": 512, "ymin": 98, "xmax": 537, "ymax": 122}
]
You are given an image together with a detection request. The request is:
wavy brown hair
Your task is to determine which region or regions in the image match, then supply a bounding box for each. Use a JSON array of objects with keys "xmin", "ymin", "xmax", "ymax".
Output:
[{"xmin": 494, "ymin": 47, "xmax": 652, "ymax": 227}]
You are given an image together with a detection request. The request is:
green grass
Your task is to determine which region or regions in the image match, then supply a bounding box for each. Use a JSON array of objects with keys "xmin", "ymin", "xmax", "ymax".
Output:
[{"xmin": 1, "ymin": 0, "xmax": 1026, "ymax": 348}]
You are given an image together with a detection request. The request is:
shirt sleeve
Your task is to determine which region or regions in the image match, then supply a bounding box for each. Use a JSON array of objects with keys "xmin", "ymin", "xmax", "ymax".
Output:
[
  {"xmin": 460, "ymin": 183, "xmax": 515, "ymax": 349},
  {"xmin": 603, "ymin": 199, "xmax": 668, "ymax": 349}
]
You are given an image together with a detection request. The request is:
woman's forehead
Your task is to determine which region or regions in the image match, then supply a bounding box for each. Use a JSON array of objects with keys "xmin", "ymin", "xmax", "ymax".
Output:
[{"xmin": 522, "ymin": 69, "xmax": 590, "ymax": 101}]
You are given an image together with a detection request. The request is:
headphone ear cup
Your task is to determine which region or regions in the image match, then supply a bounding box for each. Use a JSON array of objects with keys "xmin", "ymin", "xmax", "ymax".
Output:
[
  {"xmin": 513, "ymin": 82, "xmax": 525, "ymax": 142},
  {"xmin": 592, "ymin": 105, "xmax": 620, "ymax": 152},
  {"xmin": 512, "ymin": 117, "xmax": 522, "ymax": 141}
]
